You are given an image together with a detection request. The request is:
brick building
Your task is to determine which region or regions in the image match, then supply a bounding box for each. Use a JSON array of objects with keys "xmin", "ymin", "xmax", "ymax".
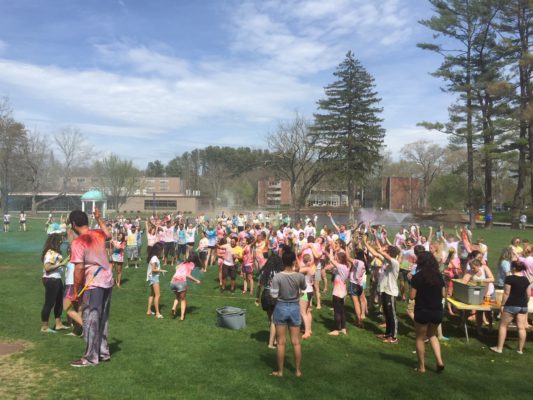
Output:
[
  {"xmin": 382, "ymin": 177, "xmax": 421, "ymax": 211},
  {"xmin": 257, "ymin": 179, "xmax": 292, "ymax": 208}
]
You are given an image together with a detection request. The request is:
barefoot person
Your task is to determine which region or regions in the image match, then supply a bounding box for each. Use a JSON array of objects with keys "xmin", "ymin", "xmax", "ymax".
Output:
[
  {"xmin": 410, "ymin": 251, "xmax": 445, "ymax": 373},
  {"xmin": 170, "ymin": 254, "xmax": 201, "ymax": 320},
  {"xmin": 111, "ymin": 232, "xmax": 126, "ymax": 287},
  {"xmin": 146, "ymin": 242, "xmax": 167, "ymax": 318},
  {"xmin": 69, "ymin": 209, "xmax": 114, "ymax": 367},
  {"xmin": 491, "ymin": 261, "xmax": 531, "ymax": 355},
  {"xmin": 270, "ymin": 249, "xmax": 306, "ymax": 378}
]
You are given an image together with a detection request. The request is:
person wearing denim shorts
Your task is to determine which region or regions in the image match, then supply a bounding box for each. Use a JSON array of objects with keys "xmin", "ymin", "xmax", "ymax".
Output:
[
  {"xmin": 270, "ymin": 250, "xmax": 306, "ymax": 378},
  {"xmin": 491, "ymin": 261, "xmax": 531, "ymax": 354}
]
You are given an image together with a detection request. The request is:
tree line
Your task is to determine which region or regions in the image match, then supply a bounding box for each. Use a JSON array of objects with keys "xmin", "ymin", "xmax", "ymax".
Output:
[{"xmin": 0, "ymin": 98, "xmax": 141, "ymax": 215}]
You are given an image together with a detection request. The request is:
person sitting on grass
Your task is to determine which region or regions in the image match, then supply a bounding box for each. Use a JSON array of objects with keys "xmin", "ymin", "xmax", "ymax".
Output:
[
  {"xmin": 146, "ymin": 242, "xmax": 167, "ymax": 319},
  {"xmin": 170, "ymin": 253, "xmax": 201, "ymax": 321},
  {"xmin": 363, "ymin": 235, "xmax": 400, "ymax": 344},
  {"xmin": 491, "ymin": 261, "xmax": 531, "ymax": 355},
  {"xmin": 270, "ymin": 249, "xmax": 306, "ymax": 378},
  {"xmin": 40, "ymin": 233, "xmax": 70, "ymax": 333},
  {"xmin": 410, "ymin": 251, "xmax": 445, "ymax": 374}
]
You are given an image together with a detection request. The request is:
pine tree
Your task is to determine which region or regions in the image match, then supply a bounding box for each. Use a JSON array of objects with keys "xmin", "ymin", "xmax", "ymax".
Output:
[
  {"xmin": 497, "ymin": 0, "xmax": 533, "ymax": 228},
  {"xmin": 311, "ymin": 51, "xmax": 385, "ymax": 220}
]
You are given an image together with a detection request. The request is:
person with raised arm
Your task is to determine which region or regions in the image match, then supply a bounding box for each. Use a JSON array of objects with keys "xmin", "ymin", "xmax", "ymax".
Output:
[
  {"xmin": 170, "ymin": 254, "xmax": 201, "ymax": 321},
  {"xmin": 146, "ymin": 242, "xmax": 167, "ymax": 318},
  {"xmin": 69, "ymin": 208, "xmax": 114, "ymax": 367},
  {"xmin": 270, "ymin": 249, "xmax": 306, "ymax": 378},
  {"xmin": 363, "ymin": 234, "xmax": 400, "ymax": 344},
  {"xmin": 324, "ymin": 246, "xmax": 350, "ymax": 336},
  {"xmin": 327, "ymin": 211, "xmax": 351, "ymax": 244}
]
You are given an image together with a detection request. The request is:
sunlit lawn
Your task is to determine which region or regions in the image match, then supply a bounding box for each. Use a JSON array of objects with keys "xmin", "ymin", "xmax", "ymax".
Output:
[{"xmin": 0, "ymin": 219, "xmax": 531, "ymax": 399}]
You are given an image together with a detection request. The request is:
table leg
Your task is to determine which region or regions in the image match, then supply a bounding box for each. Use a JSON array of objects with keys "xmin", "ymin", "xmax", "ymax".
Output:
[{"xmin": 462, "ymin": 310, "xmax": 469, "ymax": 343}]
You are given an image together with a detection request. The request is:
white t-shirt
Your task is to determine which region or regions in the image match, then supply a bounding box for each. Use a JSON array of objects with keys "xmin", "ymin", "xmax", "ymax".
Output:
[
  {"xmin": 65, "ymin": 262, "xmax": 75, "ymax": 285},
  {"xmin": 378, "ymin": 258, "xmax": 400, "ymax": 297},
  {"xmin": 185, "ymin": 227, "xmax": 196, "ymax": 243},
  {"xmin": 43, "ymin": 250, "xmax": 63, "ymax": 279},
  {"xmin": 198, "ymin": 237, "xmax": 208, "ymax": 252},
  {"xmin": 147, "ymin": 255, "xmax": 160, "ymax": 281}
]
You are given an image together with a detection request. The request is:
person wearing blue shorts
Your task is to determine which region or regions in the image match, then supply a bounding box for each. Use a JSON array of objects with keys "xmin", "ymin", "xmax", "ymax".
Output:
[
  {"xmin": 146, "ymin": 243, "xmax": 166, "ymax": 319},
  {"xmin": 270, "ymin": 250, "xmax": 306, "ymax": 378}
]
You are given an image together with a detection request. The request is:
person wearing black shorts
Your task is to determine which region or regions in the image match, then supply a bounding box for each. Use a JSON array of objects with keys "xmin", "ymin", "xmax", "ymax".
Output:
[{"xmin": 410, "ymin": 251, "xmax": 445, "ymax": 374}]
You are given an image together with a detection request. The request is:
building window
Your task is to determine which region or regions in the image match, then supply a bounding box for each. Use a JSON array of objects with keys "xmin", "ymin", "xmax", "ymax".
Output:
[
  {"xmin": 145, "ymin": 179, "xmax": 155, "ymax": 193},
  {"xmin": 144, "ymin": 200, "xmax": 177, "ymax": 209},
  {"xmin": 159, "ymin": 179, "xmax": 169, "ymax": 192},
  {"xmin": 76, "ymin": 178, "xmax": 86, "ymax": 183}
]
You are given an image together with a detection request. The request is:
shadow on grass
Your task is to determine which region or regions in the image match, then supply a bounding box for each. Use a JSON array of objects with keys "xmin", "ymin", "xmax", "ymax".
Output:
[
  {"xmin": 109, "ymin": 338, "xmax": 123, "ymax": 355},
  {"xmin": 259, "ymin": 352, "xmax": 295, "ymax": 374},
  {"xmin": 378, "ymin": 350, "xmax": 416, "ymax": 369},
  {"xmin": 250, "ymin": 330, "xmax": 269, "ymax": 342},
  {"xmin": 186, "ymin": 305, "xmax": 200, "ymax": 315}
]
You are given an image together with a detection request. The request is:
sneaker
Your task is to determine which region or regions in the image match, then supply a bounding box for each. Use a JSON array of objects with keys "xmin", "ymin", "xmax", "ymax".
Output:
[
  {"xmin": 99, "ymin": 357, "xmax": 111, "ymax": 362},
  {"xmin": 156, "ymin": 314, "xmax": 164, "ymax": 319},
  {"xmin": 490, "ymin": 346, "xmax": 502, "ymax": 354},
  {"xmin": 517, "ymin": 350, "xmax": 523, "ymax": 355},
  {"xmin": 70, "ymin": 358, "xmax": 96, "ymax": 368},
  {"xmin": 439, "ymin": 336, "xmax": 450, "ymax": 341},
  {"xmin": 384, "ymin": 337, "xmax": 398, "ymax": 344}
]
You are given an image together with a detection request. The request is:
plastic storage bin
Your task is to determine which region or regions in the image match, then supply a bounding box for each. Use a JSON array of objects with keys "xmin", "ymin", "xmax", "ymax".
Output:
[
  {"xmin": 216, "ymin": 306, "xmax": 246, "ymax": 330},
  {"xmin": 452, "ymin": 280, "xmax": 485, "ymax": 305}
]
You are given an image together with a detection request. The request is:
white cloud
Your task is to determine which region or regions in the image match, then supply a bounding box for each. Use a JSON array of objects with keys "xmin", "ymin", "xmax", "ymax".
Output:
[
  {"xmin": 228, "ymin": 0, "xmax": 413, "ymax": 75},
  {"xmin": 0, "ymin": 51, "xmax": 318, "ymax": 134},
  {"xmin": 0, "ymin": 0, "xmax": 434, "ymax": 167},
  {"xmin": 385, "ymin": 126, "xmax": 449, "ymax": 159}
]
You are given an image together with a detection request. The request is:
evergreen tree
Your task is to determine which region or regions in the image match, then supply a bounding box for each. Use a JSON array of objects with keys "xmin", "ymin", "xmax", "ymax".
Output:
[
  {"xmin": 497, "ymin": 0, "xmax": 533, "ymax": 228},
  {"xmin": 311, "ymin": 51, "xmax": 385, "ymax": 220},
  {"xmin": 418, "ymin": 0, "xmax": 495, "ymax": 227}
]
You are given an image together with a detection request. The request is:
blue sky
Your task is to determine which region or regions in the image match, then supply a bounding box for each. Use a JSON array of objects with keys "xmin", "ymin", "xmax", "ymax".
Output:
[{"xmin": 0, "ymin": 0, "xmax": 451, "ymax": 168}]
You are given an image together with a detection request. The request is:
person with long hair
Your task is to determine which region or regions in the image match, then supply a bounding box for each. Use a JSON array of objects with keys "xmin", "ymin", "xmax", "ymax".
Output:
[
  {"xmin": 111, "ymin": 232, "xmax": 126, "ymax": 288},
  {"xmin": 348, "ymin": 249, "xmax": 367, "ymax": 327},
  {"xmin": 170, "ymin": 253, "xmax": 201, "ymax": 320},
  {"xmin": 146, "ymin": 242, "xmax": 166, "ymax": 318},
  {"xmin": 496, "ymin": 246, "xmax": 515, "ymax": 289},
  {"xmin": 324, "ymin": 247, "xmax": 350, "ymax": 336},
  {"xmin": 463, "ymin": 259, "xmax": 495, "ymax": 333},
  {"xmin": 491, "ymin": 261, "xmax": 531, "ymax": 354},
  {"xmin": 256, "ymin": 249, "xmax": 284, "ymax": 348},
  {"xmin": 296, "ymin": 253, "xmax": 315, "ymax": 339},
  {"xmin": 241, "ymin": 236, "xmax": 255, "ymax": 295},
  {"xmin": 270, "ymin": 249, "xmax": 306, "ymax": 378},
  {"xmin": 410, "ymin": 251, "xmax": 445, "ymax": 373},
  {"xmin": 40, "ymin": 233, "xmax": 69, "ymax": 333}
]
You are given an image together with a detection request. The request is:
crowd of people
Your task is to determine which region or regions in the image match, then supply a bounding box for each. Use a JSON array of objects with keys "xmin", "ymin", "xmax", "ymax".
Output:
[{"xmin": 36, "ymin": 209, "xmax": 532, "ymax": 374}]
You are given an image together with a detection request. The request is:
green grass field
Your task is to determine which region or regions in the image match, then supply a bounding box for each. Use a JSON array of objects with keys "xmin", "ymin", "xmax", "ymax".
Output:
[{"xmin": 0, "ymin": 219, "xmax": 532, "ymax": 400}]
